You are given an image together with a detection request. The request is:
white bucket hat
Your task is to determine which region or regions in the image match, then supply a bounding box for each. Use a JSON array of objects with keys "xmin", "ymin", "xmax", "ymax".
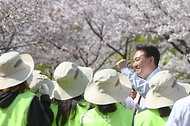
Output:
[
  {"xmin": 53, "ymin": 61, "xmax": 93, "ymax": 100},
  {"xmin": 27, "ymin": 70, "xmax": 41, "ymax": 93},
  {"xmin": 145, "ymin": 70, "xmax": 189, "ymax": 109},
  {"xmin": 84, "ymin": 69, "xmax": 132, "ymax": 105},
  {"xmin": 27, "ymin": 70, "xmax": 54, "ymax": 94},
  {"xmin": 0, "ymin": 51, "xmax": 34, "ymax": 89}
]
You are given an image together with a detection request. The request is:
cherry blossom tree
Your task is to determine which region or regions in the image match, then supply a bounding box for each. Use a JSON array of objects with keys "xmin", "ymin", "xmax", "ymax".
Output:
[
  {"xmin": 0, "ymin": 0, "xmax": 44, "ymax": 53},
  {"xmin": 123, "ymin": 0, "xmax": 190, "ymax": 80},
  {"xmin": 1, "ymin": 0, "xmax": 190, "ymax": 81}
]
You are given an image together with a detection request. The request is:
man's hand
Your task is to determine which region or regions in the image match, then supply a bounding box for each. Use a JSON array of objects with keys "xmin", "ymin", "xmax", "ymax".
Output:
[{"xmin": 116, "ymin": 59, "xmax": 127, "ymax": 71}]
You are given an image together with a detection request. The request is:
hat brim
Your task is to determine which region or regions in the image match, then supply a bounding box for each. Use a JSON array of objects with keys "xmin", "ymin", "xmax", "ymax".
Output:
[
  {"xmin": 145, "ymin": 82, "xmax": 189, "ymax": 109},
  {"xmin": 53, "ymin": 67, "xmax": 93, "ymax": 100},
  {"xmin": 27, "ymin": 70, "xmax": 41, "ymax": 92},
  {"xmin": 84, "ymin": 73, "xmax": 132, "ymax": 105},
  {"xmin": 0, "ymin": 54, "xmax": 34, "ymax": 89}
]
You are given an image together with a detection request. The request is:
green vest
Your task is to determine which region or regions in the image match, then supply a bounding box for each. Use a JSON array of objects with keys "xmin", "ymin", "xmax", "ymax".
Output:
[
  {"xmin": 134, "ymin": 107, "xmax": 172, "ymax": 126},
  {"xmin": 50, "ymin": 100, "xmax": 91, "ymax": 126},
  {"xmin": 82, "ymin": 103, "xmax": 134, "ymax": 126},
  {"xmin": 0, "ymin": 91, "xmax": 34, "ymax": 126},
  {"xmin": 50, "ymin": 103, "xmax": 59, "ymax": 126}
]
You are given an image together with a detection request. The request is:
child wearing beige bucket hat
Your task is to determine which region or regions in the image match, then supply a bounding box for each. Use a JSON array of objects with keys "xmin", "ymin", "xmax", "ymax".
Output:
[
  {"xmin": 82, "ymin": 69, "xmax": 134, "ymax": 126},
  {"xmin": 135, "ymin": 70, "xmax": 189, "ymax": 126},
  {"xmin": 27, "ymin": 69, "xmax": 55, "ymax": 124},
  {"xmin": 0, "ymin": 51, "xmax": 51, "ymax": 126},
  {"xmin": 27, "ymin": 70, "xmax": 53, "ymax": 95},
  {"xmin": 49, "ymin": 61, "xmax": 93, "ymax": 126}
]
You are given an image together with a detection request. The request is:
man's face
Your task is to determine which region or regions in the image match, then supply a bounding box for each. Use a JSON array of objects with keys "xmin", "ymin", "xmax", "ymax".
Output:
[{"xmin": 133, "ymin": 50, "xmax": 152, "ymax": 79}]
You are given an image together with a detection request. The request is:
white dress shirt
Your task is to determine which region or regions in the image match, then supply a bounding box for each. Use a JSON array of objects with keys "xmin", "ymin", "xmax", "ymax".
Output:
[
  {"xmin": 166, "ymin": 96, "xmax": 190, "ymax": 126},
  {"xmin": 121, "ymin": 67, "xmax": 160, "ymax": 113}
]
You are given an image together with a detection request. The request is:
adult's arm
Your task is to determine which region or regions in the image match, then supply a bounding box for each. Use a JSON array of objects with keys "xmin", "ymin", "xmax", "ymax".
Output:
[{"xmin": 121, "ymin": 68, "xmax": 149, "ymax": 98}]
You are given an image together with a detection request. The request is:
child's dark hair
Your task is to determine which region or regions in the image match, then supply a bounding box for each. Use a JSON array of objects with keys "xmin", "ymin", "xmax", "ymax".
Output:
[
  {"xmin": 97, "ymin": 103, "xmax": 117, "ymax": 115},
  {"xmin": 158, "ymin": 107, "xmax": 171, "ymax": 117}
]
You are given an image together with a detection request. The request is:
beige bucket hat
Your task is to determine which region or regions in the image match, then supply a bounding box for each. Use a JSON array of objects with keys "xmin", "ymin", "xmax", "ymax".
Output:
[
  {"xmin": 145, "ymin": 70, "xmax": 189, "ymax": 109},
  {"xmin": 27, "ymin": 70, "xmax": 41, "ymax": 93},
  {"xmin": 27, "ymin": 70, "xmax": 54, "ymax": 95},
  {"xmin": 53, "ymin": 61, "xmax": 93, "ymax": 100},
  {"xmin": 84, "ymin": 69, "xmax": 132, "ymax": 105},
  {"xmin": 0, "ymin": 51, "xmax": 34, "ymax": 89}
]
